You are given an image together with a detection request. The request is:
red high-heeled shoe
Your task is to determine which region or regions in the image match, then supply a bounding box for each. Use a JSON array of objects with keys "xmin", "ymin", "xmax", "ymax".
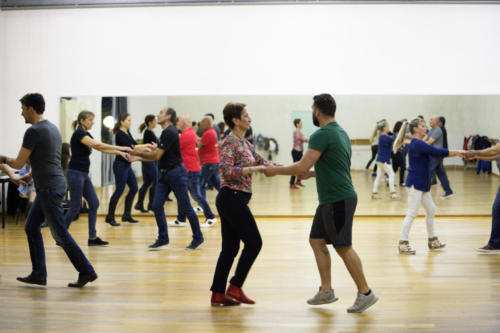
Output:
[
  {"xmin": 226, "ymin": 284, "xmax": 255, "ymax": 304},
  {"xmin": 211, "ymin": 292, "xmax": 241, "ymax": 307}
]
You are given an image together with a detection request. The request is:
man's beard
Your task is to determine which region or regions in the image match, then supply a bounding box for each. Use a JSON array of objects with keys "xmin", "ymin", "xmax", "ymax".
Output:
[{"xmin": 312, "ymin": 113, "xmax": 319, "ymax": 127}]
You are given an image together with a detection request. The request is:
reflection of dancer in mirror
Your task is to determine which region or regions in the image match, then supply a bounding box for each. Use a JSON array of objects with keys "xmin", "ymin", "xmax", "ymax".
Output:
[
  {"xmin": 135, "ymin": 114, "xmax": 158, "ymax": 213},
  {"xmin": 130, "ymin": 108, "xmax": 204, "ymax": 250},
  {"xmin": 65, "ymin": 111, "xmax": 132, "ymax": 246},
  {"xmin": 210, "ymin": 102, "xmax": 273, "ymax": 307},
  {"xmin": 365, "ymin": 120, "xmax": 383, "ymax": 176},
  {"xmin": 290, "ymin": 118, "xmax": 309, "ymax": 189},
  {"xmin": 463, "ymin": 144, "xmax": 500, "ymax": 253},
  {"xmin": 171, "ymin": 114, "xmax": 217, "ymax": 228},
  {"xmin": 0, "ymin": 93, "xmax": 97, "ymax": 287},
  {"xmin": 265, "ymin": 94, "xmax": 378, "ymax": 313},
  {"xmin": 106, "ymin": 113, "xmax": 153, "ymax": 226},
  {"xmin": 393, "ymin": 119, "xmax": 463, "ymax": 255},
  {"xmin": 372, "ymin": 120, "xmax": 400, "ymax": 200}
]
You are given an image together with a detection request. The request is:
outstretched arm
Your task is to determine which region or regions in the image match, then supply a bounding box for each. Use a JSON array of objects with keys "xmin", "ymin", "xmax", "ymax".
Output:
[
  {"xmin": 264, "ymin": 148, "xmax": 321, "ymax": 177},
  {"xmin": 81, "ymin": 136, "xmax": 132, "ymax": 155},
  {"xmin": 0, "ymin": 147, "xmax": 32, "ymax": 170}
]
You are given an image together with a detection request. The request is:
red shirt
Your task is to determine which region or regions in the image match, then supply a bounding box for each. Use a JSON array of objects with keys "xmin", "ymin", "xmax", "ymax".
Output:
[
  {"xmin": 199, "ymin": 127, "xmax": 219, "ymax": 165},
  {"xmin": 179, "ymin": 127, "xmax": 201, "ymax": 172}
]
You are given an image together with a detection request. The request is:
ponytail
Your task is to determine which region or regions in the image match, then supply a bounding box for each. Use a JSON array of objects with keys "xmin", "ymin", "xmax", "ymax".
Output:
[
  {"xmin": 73, "ymin": 110, "xmax": 95, "ymax": 131},
  {"xmin": 113, "ymin": 112, "xmax": 130, "ymax": 135},
  {"xmin": 393, "ymin": 121, "xmax": 408, "ymax": 153},
  {"xmin": 138, "ymin": 114, "xmax": 156, "ymax": 133}
]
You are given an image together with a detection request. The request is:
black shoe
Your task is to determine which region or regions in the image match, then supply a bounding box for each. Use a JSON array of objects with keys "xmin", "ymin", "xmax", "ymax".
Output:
[
  {"xmin": 148, "ymin": 238, "xmax": 169, "ymax": 250},
  {"xmin": 105, "ymin": 217, "xmax": 120, "ymax": 226},
  {"xmin": 185, "ymin": 238, "xmax": 205, "ymax": 250},
  {"xmin": 134, "ymin": 202, "xmax": 148, "ymax": 213},
  {"xmin": 122, "ymin": 214, "xmax": 139, "ymax": 223},
  {"xmin": 68, "ymin": 272, "xmax": 98, "ymax": 288},
  {"xmin": 17, "ymin": 273, "xmax": 47, "ymax": 286},
  {"xmin": 40, "ymin": 220, "xmax": 48, "ymax": 228},
  {"xmin": 88, "ymin": 237, "xmax": 109, "ymax": 246}
]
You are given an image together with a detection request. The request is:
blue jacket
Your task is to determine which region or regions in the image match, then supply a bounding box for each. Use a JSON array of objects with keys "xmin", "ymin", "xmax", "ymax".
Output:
[
  {"xmin": 376, "ymin": 134, "xmax": 394, "ymax": 164},
  {"xmin": 405, "ymin": 138, "xmax": 449, "ymax": 192}
]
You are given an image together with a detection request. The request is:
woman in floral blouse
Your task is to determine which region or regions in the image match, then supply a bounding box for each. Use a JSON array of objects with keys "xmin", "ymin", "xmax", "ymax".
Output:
[{"xmin": 210, "ymin": 102, "xmax": 271, "ymax": 306}]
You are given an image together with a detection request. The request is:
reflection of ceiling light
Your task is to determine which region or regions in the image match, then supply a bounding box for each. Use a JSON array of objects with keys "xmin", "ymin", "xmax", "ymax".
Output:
[{"xmin": 103, "ymin": 116, "xmax": 115, "ymax": 129}]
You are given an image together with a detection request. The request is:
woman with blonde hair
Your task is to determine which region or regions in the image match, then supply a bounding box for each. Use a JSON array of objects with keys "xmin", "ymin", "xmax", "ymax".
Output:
[
  {"xmin": 371, "ymin": 120, "xmax": 399, "ymax": 200},
  {"xmin": 393, "ymin": 118, "xmax": 463, "ymax": 255}
]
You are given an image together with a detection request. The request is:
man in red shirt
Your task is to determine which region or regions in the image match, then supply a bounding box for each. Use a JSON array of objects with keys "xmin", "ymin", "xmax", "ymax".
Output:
[
  {"xmin": 169, "ymin": 114, "xmax": 216, "ymax": 228},
  {"xmin": 199, "ymin": 116, "xmax": 221, "ymax": 209}
]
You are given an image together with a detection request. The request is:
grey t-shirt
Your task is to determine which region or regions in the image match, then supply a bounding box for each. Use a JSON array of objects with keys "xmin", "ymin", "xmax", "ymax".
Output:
[
  {"xmin": 22, "ymin": 120, "xmax": 66, "ymax": 190},
  {"xmin": 429, "ymin": 126, "xmax": 444, "ymax": 148}
]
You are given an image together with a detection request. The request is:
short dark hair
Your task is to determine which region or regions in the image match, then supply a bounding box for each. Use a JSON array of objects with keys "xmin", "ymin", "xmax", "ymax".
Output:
[
  {"xmin": 20, "ymin": 93, "xmax": 45, "ymax": 114},
  {"xmin": 166, "ymin": 108, "xmax": 177, "ymax": 125},
  {"xmin": 223, "ymin": 102, "xmax": 246, "ymax": 129},
  {"xmin": 204, "ymin": 113, "xmax": 215, "ymax": 120},
  {"xmin": 313, "ymin": 94, "xmax": 336, "ymax": 117},
  {"xmin": 293, "ymin": 118, "xmax": 301, "ymax": 128}
]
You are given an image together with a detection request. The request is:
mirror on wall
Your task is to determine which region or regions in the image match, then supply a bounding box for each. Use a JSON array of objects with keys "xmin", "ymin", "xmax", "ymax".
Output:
[{"xmin": 60, "ymin": 95, "xmax": 500, "ymax": 217}]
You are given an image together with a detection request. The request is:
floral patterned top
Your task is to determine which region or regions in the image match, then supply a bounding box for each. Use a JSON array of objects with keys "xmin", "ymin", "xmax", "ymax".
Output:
[
  {"xmin": 219, "ymin": 134, "xmax": 269, "ymax": 193},
  {"xmin": 293, "ymin": 130, "xmax": 307, "ymax": 152}
]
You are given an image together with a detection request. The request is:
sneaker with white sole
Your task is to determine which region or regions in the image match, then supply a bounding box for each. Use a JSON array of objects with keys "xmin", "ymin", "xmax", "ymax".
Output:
[
  {"xmin": 307, "ymin": 287, "xmax": 339, "ymax": 305},
  {"xmin": 477, "ymin": 245, "xmax": 500, "ymax": 253},
  {"xmin": 371, "ymin": 193, "xmax": 381, "ymax": 199},
  {"xmin": 168, "ymin": 219, "xmax": 186, "ymax": 227},
  {"xmin": 399, "ymin": 240, "xmax": 416, "ymax": 255},
  {"xmin": 201, "ymin": 218, "xmax": 217, "ymax": 228},
  {"xmin": 440, "ymin": 192, "xmax": 455, "ymax": 200},
  {"xmin": 194, "ymin": 206, "xmax": 204, "ymax": 214},
  {"xmin": 428, "ymin": 237, "xmax": 446, "ymax": 251},
  {"xmin": 390, "ymin": 192, "xmax": 400, "ymax": 200},
  {"xmin": 347, "ymin": 291, "xmax": 378, "ymax": 313}
]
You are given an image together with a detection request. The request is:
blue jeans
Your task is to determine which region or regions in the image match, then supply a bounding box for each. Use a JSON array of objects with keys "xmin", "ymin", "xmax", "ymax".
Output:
[
  {"xmin": 152, "ymin": 166, "xmax": 203, "ymax": 242},
  {"xmin": 138, "ymin": 161, "xmax": 158, "ymax": 204},
  {"xmin": 177, "ymin": 171, "xmax": 215, "ymax": 221},
  {"xmin": 64, "ymin": 169, "xmax": 100, "ymax": 239},
  {"xmin": 25, "ymin": 182, "xmax": 94, "ymax": 278},
  {"xmin": 429, "ymin": 157, "xmax": 453, "ymax": 195},
  {"xmin": 110, "ymin": 160, "xmax": 138, "ymax": 202},
  {"xmin": 200, "ymin": 163, "xmax": 220, "ymax": 197},
  {"xmin": 488, "ymin": 185, "xmax": 500, "ymax": 248}
]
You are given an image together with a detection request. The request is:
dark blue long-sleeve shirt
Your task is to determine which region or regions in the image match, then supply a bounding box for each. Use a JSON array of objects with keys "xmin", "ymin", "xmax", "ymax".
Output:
[
  {"xmin": 376, "ymin": 134, "xmax": 394, "ymax": 164},
  {"xmin": 405, "ymin": 138, "xmax": 449, "ymax": 192}
]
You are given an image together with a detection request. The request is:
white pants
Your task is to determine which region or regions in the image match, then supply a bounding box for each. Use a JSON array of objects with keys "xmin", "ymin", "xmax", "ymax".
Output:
[
  {"xmin": 400, "ymin": 186, "xmax": 437, "ymax": 241},
  {"xmin": 373, "ymin": 162, "xmax": 395, "ymax": 193}
]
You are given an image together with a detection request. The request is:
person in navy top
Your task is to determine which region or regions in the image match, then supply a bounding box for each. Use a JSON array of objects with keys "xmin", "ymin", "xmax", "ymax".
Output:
[
  {"xmin": 105, "ymin": 113, "xmax": 154, "ymax": 226},
  {"xmin": 372, "ymin": 121, "xmax": 399, "ymax": 200},
  {"xmin": 135, "ymin": 114, "xmax": 158, "ymax": 213},
  {"xmin": 464, "ymin": 144, "xmax": 500, "ymax": 253},
  {"xmin": 65, "ymin": 110, "xmax": 132, "ymax": 246},
  {"xmin": 393, "ymin": 118, "xmax": 462, "ymax": 255}
]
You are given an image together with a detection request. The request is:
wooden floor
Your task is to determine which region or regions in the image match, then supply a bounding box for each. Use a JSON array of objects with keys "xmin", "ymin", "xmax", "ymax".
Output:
[
  {"xmin": 96, "ymin": 168, "xmax": 499, "ymax": 217},
  {"xmin": 1, "ymin": 215, "xmax": 500, "ymax": 332}
]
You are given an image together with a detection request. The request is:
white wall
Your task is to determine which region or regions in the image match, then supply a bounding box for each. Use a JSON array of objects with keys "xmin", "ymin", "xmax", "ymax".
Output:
[
  {"xmin": 0, "ymin": 11, "xmax": 5, "ymax": 154},
  {"xmin": 1, "ymin": 4, "xmax": 500, "ymax": 158}
]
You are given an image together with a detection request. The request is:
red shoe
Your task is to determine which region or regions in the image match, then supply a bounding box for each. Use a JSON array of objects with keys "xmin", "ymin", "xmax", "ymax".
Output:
[
  {"xmin": 296, "ymin": 180, "xmax": 305, "ymax": 187},
  {"xmin": 290, "ymin": 184, "xmax": 300, "ymax": 189},
  {"xmin": 226, "ymin": 284, "xmax": 255, "ymax": 304},
  {"xmin": 211, "ymin": 292, "xmax": 241, "ymax": 307}
]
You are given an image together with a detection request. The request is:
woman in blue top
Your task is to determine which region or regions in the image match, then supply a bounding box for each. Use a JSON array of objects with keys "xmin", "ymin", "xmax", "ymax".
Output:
[
  {"xmin": 372, "ymin": 120, "xmax": 399, "ymax": 200},
  {"xmin": 393, "ymin": 118, "xmax": 462, "ymax": 255},
  {"xmin": 65, "ymin": 111, "xmax": 131, "ymax": 246}
]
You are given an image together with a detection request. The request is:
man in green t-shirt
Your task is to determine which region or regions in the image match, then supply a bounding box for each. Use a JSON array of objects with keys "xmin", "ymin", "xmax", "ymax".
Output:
[{"xmin": 264, "ymin": 94, "xmax": 378, "ymax": 313}]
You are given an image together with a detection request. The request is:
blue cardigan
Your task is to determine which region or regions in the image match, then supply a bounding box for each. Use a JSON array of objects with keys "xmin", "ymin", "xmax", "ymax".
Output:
[
  {"xmin": 376, "ymin": 134, "xmax": 394, "ymax": 164},
  {"xmin": 405, "ymin": 138, "xmax": 449, "ymax": 192}
]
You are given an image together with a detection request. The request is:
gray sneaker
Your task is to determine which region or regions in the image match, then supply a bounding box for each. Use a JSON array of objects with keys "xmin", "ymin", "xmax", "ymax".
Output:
[
  {"xmin": 347, "ymin": 291, "xmax": 379, "ymax": 313},
  {"xmin": 307, "ymin": 287, "xmax": 339, "ymax": 305}
]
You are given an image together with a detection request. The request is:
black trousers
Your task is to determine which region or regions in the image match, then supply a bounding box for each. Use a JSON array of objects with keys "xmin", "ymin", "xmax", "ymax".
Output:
[
  {"xmin": 210, "ymin": 187, "xmax": 262, "ymax": 293},
  {"xmin": 392, "ymin": 151, "xmax": 406, "ymax": 184},
  {"xmin": 365, "ymin": 145, "xmax": 378, "ymax": 172},
  {"xmin": 290, "ymin": 149, "xmax": 303, "ymax": 185}
]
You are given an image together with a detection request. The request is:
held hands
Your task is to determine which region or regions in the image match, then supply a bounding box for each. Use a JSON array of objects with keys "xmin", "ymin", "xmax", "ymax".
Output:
[
  {"xmin": 147, "ymin": 142, "xmax": 158, "ymax": 151},
  {"xmin": 120, "ymin": 146, "xmax": 133, "ymax": 153},
  {"xmin": 11, "ymin": 174, "xmax": 29, "ymax": 187},
  {"xmin": 126, "ymin": 154, "xmax": 142, "ymax": 163}
]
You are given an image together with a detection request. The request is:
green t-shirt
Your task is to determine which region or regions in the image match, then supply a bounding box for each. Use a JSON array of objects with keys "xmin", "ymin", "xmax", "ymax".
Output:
[{"xmin": 309, "ymin": 121, "xmax": 357, "ymax": 205}]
